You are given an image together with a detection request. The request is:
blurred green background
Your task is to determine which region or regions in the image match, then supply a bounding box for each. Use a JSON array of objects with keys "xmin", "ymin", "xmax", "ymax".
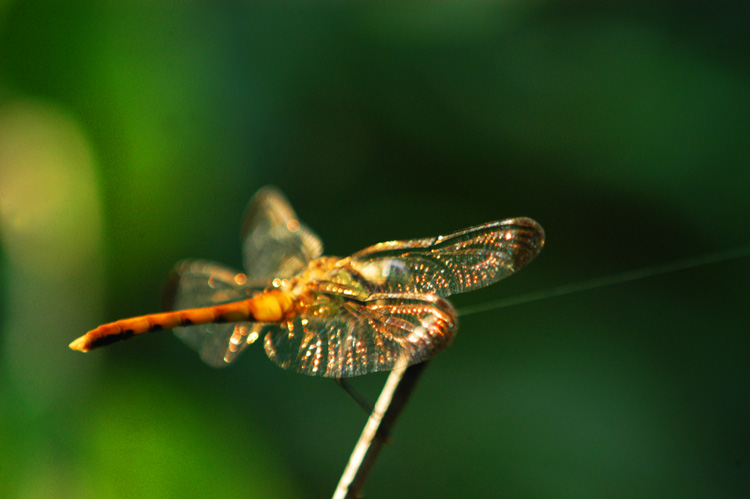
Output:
[{"xmin": 1, "ymin": 2, "xmax": 749, "ymax": 498}]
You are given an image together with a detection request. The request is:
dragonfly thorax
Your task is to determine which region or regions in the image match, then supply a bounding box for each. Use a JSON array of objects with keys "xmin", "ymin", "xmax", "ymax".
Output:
[{"xmin": 280, "ymin": 256, "xmax": 343, "ymax": 296}]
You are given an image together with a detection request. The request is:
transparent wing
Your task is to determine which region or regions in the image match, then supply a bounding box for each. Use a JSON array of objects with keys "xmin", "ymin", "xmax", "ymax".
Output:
[
  {"xmin": 263, "ymin": 292, "xmax": 457, "ymax": 377},
  {"xmin": 163, "ymin": 259, "xmax": 269, "ymax": 368},
  {"xmin": 241, "ymin": 186, "xmax": 323, "ymax": 284},
  {"xmin": 162, "ymin": 259, "xmax": 257, "ymax": 310},
  {"xmin": 174, "ymin": 322, "xmax": 276, "ymax": 368},
  {"xmin": 345, "ymin": 218, "xmax": 545, "ymax": 297}
]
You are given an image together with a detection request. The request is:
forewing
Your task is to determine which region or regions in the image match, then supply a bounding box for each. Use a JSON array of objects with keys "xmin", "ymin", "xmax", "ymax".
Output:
[
  {"xmin": 163, "ymin": 259, "xmax": 267, "ymax": 367},
  {"xmin": 241, "ymin": 186, "xmax": 323, "ymax": 284},
  {"xmin": 346, "ymin": 218, "xmax": 545, "ymax": 297},
  {"xmin": 263, "ymin": 292, "xmax": 457, "ymax": 377}
]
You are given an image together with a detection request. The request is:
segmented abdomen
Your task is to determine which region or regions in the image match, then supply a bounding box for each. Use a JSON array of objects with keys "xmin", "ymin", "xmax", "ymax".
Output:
[{"xmin": 69, "ymin": 289, "xmax": 293, "ymax": 352}]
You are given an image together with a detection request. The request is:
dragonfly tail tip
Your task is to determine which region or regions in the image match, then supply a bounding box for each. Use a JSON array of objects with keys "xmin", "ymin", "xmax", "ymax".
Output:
[{"xmin": 69, "ymin": 336, "xmax": 90, "ymax": 352}]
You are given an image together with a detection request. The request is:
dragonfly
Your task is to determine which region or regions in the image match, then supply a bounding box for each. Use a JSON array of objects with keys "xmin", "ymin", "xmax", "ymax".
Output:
[{"xmin": 70, "ymin": 187, "xmax": 545, "ymax": 377}]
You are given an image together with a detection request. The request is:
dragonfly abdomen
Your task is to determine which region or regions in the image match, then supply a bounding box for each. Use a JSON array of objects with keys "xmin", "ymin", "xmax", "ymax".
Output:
[{"xmin": 69, "ymin": 289, "xmax": 294, "ymax": 352}]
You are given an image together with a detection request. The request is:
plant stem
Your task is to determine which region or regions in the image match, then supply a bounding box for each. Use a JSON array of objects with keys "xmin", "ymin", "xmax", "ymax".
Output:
[{"xmin": 332, "ymin": 361, "xmax": 429, "ymax": 499}]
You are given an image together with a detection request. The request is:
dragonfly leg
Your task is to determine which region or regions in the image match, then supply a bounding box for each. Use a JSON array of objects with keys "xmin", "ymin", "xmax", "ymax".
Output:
[{"xmin": 335, "ymin": 378, "xmax": 373, "ymax": 414}]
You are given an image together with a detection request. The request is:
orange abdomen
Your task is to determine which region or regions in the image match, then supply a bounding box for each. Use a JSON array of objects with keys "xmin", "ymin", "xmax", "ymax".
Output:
[{"xmin": 69, "ymin": 289, "xmax": 293, "ymax": 352}]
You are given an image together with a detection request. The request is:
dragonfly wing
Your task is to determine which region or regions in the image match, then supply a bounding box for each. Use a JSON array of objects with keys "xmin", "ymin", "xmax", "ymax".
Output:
[
  {"xmin": 162, "ymin": 259, "xmax": 260, "ymax": 310},
  {"xmin": 346, "ymin": 218, "xmax": 545, "ymax": 297},
  {"xmin": 241, "ymin": 186, "xmax": 323, "ymax": 283},
  {"xmin": 163, "ymin": 259, "xmax": 267, "ymax": 367},
  {"xmin": 263, "ymin": 292, "xmax": 457, "ymax": 377},
  {"xmin": 174, "ymin": 322, "xmax": 274, "ymax": 368}
]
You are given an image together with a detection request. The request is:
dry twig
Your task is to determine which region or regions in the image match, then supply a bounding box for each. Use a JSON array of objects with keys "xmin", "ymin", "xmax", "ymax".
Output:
[{"xmin": 332, "ymin": 361, "xmax": 429, "ymax": 499}]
